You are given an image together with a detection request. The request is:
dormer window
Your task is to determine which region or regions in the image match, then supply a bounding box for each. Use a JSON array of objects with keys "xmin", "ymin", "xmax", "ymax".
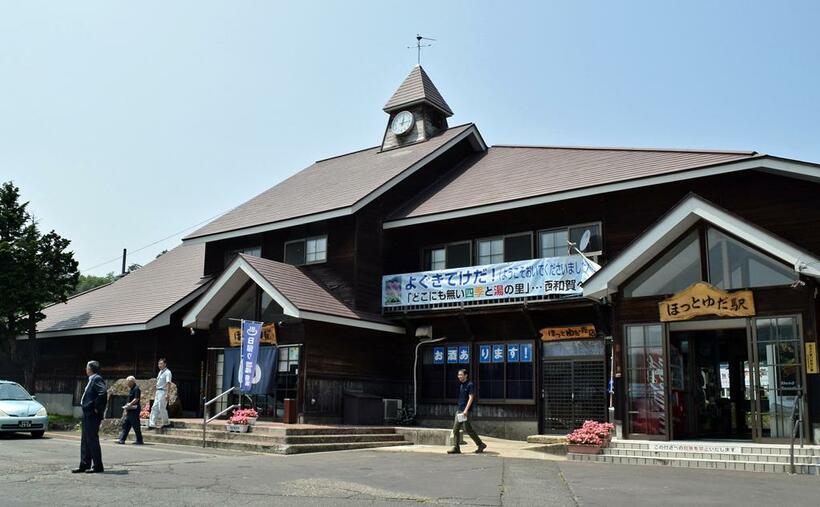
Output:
[{"xmin": 284, "ymin": 236, "xmax": 327, "ymax": 266}]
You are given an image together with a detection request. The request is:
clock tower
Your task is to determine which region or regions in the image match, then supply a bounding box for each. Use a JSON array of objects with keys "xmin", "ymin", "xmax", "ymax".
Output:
[{"xmin": 381, "ymin": 65, "xmax": 453, "ymax": 151}]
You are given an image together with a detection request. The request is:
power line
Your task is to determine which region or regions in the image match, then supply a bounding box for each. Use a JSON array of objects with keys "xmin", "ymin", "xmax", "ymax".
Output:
[{"xmin": 80, "ymin": 209, "xmax": 233, "ymax": 274}]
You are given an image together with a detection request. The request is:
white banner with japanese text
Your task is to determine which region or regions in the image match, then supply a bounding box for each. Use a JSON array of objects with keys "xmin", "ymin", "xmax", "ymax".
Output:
[{"xmin": 382, "ymin": 255, "xmax": 599, "ymax": 309}]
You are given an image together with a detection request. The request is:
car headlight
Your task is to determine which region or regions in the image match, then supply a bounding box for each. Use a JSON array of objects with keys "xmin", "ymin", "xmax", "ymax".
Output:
[{"xmin": 36, "ymin": 407, "xmax": 47, "ymax": 416}]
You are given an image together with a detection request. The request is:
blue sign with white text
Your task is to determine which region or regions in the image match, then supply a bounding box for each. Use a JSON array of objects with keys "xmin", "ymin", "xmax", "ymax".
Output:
[
  {"xmin": 520, "ymin": 343, "xmax": 533, "ymax": 362},
  {"xmin": 507, "ymin": 343, "xmax": 520, "ymax": 362},
  {"xmin": 458, "ymin": 345, "xmax": 470, "ymax": 364},
  {"xmin": 447, "ymin": 346, "xmax": 459, "ymax": 364},
  {"xmin": 239, "ymin": 320, "xmax": 263, "ymax": 393},
  {"xmin": 479, "ymin": 345, "xmax": 491, "ymax": 363},
  {"xmin": 492, "ymin": 344, "xmax": 505, "ymax": 363},
  {"xmin": 433, "ymin": 347, "xmax": 445, "ymax": 365}
]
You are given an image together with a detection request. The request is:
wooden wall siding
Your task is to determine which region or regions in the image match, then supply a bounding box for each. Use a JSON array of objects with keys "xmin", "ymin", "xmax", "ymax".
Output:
[
  {"xmin": 299, "ymin": 321, "xmax": 414, "ymax": 418},
  {"xmin": 353, "ymin": 205, "xmax": 385, "ymax": 314},
  {"xmin": 417, "ymin": 402, "xmax": 537, "ymax": 420},
  {"xmin": 17, "ymin": 324, "xmax": 207, "ymax": 412},
  {"xmin": 384, "ymin": 170, "xmax": 820, "ymax": 276},
  {"xmin": 303, "ymin": 377, "xmax": 412, "ymax": 418},
  {"xmin": 302, "ymin": 321, "xmax": 413, "ymax": 381}
]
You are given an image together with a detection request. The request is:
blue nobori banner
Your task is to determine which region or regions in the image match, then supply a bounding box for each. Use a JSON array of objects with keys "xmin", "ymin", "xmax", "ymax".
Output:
[
  {"xmin": 239, "ymin": 320, "xmax": 263, "ymax": 393},
  {"xmin": 382, "ymin": 255, "xmax": 599, "ymax": 309}
]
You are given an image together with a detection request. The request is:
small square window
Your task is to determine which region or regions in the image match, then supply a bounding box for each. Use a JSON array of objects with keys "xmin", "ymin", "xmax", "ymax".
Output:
[
  {"xmin": 285, "ymin": 236, "xmax": 327, "ymax": 265},
  {"xmin": 540, "ymin": 229, "xmax": 568, "ymax": 258},
  {"xmin": 478, "ymin": 238, "xmax": 503, "ymax": 265},
  {"xmin": 305, "ymin": 237, "xmax": 327, "ymax": 263}
]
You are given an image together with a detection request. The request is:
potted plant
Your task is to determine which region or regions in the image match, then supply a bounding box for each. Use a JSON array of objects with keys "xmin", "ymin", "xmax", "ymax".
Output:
[
  {"xmin": 139, "ymin": 402, "xmax": 151, "ymax": 428},
  {"xmin": 225, "ymin": 413, "xmax": 250, "ymax": 433},
  {"xmin": 239, "ymin": 408, "xmax": 259, "ymax": 425},
  {"xmin": 566, "ymin": 420, "xmax": 615, "ymax": 454}
]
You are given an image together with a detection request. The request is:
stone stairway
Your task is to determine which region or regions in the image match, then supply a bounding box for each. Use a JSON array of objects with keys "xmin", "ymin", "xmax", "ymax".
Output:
[
  {"xmin": 569, "ymin": 439, "xmax": 820, "ymax": 474},
  {"xmin": 140, "ymin": 420, "xmax": 412, "ymax": 455}
]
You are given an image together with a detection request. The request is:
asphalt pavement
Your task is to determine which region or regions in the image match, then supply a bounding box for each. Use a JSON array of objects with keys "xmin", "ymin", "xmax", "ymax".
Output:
[{"xmin": 0, "ymin": 432, "xmax": 818, "ymax": 506}]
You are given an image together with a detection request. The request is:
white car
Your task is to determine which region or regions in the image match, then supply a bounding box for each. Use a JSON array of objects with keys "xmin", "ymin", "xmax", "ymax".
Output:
[{"xmin": 0, "ymin": 380, "xmax": 48, "ymax": 438}]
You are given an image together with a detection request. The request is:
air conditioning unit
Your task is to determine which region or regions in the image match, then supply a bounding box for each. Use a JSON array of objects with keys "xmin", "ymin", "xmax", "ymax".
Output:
[{"xmin": 383, "ymin": 398, "xmax": 403, "ymax": 423}]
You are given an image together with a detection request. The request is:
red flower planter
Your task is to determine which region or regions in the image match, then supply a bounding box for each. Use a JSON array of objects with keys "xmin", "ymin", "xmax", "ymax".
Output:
[{"xmin": 568, "ymin": 444, "xmax": 603, "ymax": 455}]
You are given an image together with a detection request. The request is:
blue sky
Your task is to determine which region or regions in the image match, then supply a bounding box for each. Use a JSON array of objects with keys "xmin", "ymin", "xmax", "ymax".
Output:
[{"xmin": 2, "ymin": 1, "xmax": 819, "ymax": 275}]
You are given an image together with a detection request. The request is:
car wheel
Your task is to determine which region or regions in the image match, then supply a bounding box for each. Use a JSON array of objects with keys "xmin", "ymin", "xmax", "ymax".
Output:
[{"xmin": 31, "ymin": 431, "xmax": 44, "ymax": 438}]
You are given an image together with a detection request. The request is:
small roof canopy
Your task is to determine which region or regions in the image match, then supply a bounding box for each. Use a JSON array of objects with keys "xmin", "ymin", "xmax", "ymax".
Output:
[
  {"xmin": 182, "ymin": 254, "xmax": 405, "ymax": 335},
  {"xmin": 582, "ymin": 193, "xmax": 820, "ymax": 299}
]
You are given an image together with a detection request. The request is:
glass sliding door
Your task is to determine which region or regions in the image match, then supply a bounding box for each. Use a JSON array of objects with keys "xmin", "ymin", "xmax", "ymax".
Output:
[
  {"xmin": 625, "ymin": 324, "xmax": 668, "ymax": 439},
  {"xmin": 750, "ymin": 316, "xmax": 805, "ymax": 441}
]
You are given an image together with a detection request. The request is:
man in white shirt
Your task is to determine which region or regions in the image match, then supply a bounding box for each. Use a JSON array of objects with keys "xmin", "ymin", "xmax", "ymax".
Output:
[{"xmin": 148, "ymin": 358, "xmax": 172, "ymax": 429}]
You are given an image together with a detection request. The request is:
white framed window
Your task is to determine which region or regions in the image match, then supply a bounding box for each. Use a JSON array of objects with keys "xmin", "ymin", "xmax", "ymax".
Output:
[
  {"xmin": 224, "ymin": 245, "xmax": 262, "ymax": 266},
  {"xmin": 478, "ymin": 238, "xmax": 504, "ymax": 264},
  {"xmin": 538, "ymin": 222, "xmax": 602, "ymax": 262},
  {"xmin": 422, "ymin": 242, "xmax": 471, "ymax": 271},
  {"xmin": 477, "ymin": 233, "xmax": 532, "ymax": 265},
  {"xmin": 284, "ymin": 235, "xmax": 327, "ymax": 265},
  {"xmin": 305, "ymin": 236, "xmax": 327, "ymax": 263},
  {"xmin": 539, "ymin": 229, "xmax": 569, "ymax": 258}
]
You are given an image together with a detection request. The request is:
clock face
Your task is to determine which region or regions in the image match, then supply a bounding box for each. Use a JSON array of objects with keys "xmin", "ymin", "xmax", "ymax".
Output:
[{"xmin": 391, "ymin": 111, "xmax": 415, "ymax": 136}]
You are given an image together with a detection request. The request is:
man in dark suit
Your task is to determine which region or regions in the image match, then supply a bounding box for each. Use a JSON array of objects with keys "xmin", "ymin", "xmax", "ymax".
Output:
[{"xmin": 72, "ymin": 360, "xmax": 107, "ymax": 474}]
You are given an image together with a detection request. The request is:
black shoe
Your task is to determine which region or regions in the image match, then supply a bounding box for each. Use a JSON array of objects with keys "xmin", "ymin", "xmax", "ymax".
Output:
[
  {"xmin": 71, "ymin": 468, "xmax": 88, "ymax": 474},
  {"xmin": 446, "ymin": 448, "xmax": 461, "ymax": 454},
  {"xmin": 133, "ymin": 441, "xmax": 143, "ymax": 445},
  {"xmin": 85, "ymin": 468, "xmax": 104, "ymax": 474},
  {"xmin": 116, "ymin": 440, "xmax": 125, "ymax": 444},
  {"xmin": 161, "ymin": 424, "xmax": 172, "ymax": 429},
  {"xmin": 475, "ymin": 443, "xmax": 487, "ymax": 454}
]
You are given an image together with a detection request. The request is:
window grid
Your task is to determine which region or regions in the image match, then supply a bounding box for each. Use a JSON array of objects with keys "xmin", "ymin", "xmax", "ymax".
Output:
[
  {"xmin": 478, "ymin": 238, "xmax": 504, "ymax": 265},
  {"xmin": 284, "ymin": 235, "xmax": 327, "ymax": 266}
]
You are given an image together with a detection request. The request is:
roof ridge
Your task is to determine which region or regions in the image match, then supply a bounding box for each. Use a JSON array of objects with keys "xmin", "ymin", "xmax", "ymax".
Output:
[
  {"xmin": 314, "ymin": 123, "xmax": 474, "ymax": 163},
  {"xmin": 490, "ymin": 144, "xmax": 759, "ymax": 156}
]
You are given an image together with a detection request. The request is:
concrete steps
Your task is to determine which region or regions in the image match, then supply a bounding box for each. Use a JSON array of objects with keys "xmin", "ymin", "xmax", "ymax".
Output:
[
  {"xmin": 569, "ymin": 439, "xmax": 820, "ymax": 475},
  {"xmin": 139, "ymin": 421, "xmax": 412, "ymax": 455}
]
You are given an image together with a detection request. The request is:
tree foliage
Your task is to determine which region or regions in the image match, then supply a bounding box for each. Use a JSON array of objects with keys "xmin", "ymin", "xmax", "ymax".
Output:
[
  {"xmin": 0, "ymin": 182, "xmax": 80, "ymax": 390},
  {"xmin": 72, "ymin": 272, "xmax": 116, "ymax": 296}
]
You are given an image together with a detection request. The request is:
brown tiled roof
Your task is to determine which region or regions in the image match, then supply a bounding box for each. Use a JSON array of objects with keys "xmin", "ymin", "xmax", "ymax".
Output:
[
  {"xmin": 238, "ymin": 254, "xmax": 392, "ymax": 326},
  {"xmin": 37, "ymin": 243, "xmax": 208, "ymax": 334},
  {"xmin": 383, "ymin": 65, "xmax": 453, "ymax": 117},
  {"xmin": 388, "ymin": 145, "xmax": 760, "ymax": 221},
  {"xmin": 184, "ymin": 123, "xmax": 474, "ymax": 241}
]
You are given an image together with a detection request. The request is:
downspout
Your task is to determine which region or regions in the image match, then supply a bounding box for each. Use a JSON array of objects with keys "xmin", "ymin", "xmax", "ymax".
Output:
[{"xmin": 413, "ymin": 336, "xmax": 445, "ymax": 418}]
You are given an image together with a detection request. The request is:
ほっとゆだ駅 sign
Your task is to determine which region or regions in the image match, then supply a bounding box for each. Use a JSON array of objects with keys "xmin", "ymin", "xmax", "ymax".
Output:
[
  {"xmin": 539, "ymin": 324, "xmax": 597, "ymax": 341},
  {"xmin": 658, "ymin": 282, "xmax": 755, "ymax": 322}
]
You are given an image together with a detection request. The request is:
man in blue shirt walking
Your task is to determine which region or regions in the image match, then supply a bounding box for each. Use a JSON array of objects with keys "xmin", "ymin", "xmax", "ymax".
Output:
[{"xmin": 448, "ymin": 369, "xmax": 486, "ymax": 454}]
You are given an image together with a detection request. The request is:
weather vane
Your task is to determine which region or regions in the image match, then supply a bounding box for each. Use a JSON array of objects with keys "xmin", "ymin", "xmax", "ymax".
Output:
[{"xmin": 408, "ymin": 34, "xmax": 436, "ymax": 65}]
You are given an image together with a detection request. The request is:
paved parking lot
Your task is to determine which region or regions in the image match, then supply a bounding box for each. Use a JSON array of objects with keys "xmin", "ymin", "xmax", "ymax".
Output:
[{"xmin": 1, "ymin": 432, "xmax": 818, "ymax": 506}]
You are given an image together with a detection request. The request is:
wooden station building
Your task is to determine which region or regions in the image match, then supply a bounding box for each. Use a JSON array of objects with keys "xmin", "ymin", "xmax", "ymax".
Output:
[{"xmin": 11, "ymin": 65, "xmax": 820, "ymax": 443}]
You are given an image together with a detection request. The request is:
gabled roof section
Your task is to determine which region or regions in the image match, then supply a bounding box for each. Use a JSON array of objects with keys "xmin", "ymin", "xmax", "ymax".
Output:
[
  {"xmin": 182, "ymin": 254, "xmax": 405, "ymax": 334},
  {"xmin": 386, "ymin": 146, "xmax": 768, "ymax": 227},
  {"xmin": 383, "ymin": 65, "xmax": 453, "ymax": 117},
  {"xmin": 184, "ymin": 123, "xmax": 482, "ymax": 243},
  {"xmin": 33, "ymin": 243, "xmax": 210, "ymax": 337},
  {"xmin": 582, "ymin": 193, "xmax": 820, "ymax": 299}
]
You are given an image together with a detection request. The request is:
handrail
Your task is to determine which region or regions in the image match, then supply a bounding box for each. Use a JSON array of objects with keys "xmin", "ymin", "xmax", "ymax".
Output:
[
  {"xmin": 203, "ymin": 387, "xmax": 239, "ymax": 448},
  {"xmin": 788, "ymin": 392, "xmax": 804, "ymax": 475}
]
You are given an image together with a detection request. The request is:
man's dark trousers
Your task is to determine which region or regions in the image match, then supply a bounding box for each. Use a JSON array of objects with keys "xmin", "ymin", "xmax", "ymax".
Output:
[
  {"xmin": 452, "ymin": 415, "xmax": 484, "ymax": 451},
  {"xmin": 80, "ymin": 410, "xmax": 104, "ymax": 471},
  {"xmin": 119, "ymin": 409, "xmax": 143, "ymax": 444}
]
